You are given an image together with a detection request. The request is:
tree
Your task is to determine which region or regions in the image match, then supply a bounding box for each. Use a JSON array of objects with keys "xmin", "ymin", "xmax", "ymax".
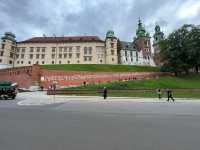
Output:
[
  {"xmin": 160, "ymin": 24, "xmax": 200, "ymax": 75},
  {"xmin": 187, "ymin": 25, "xmax": 200, "ymax": 73}
]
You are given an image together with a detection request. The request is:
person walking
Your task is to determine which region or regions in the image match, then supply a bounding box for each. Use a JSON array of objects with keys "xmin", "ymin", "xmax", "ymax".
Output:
[
  {"xmin": 103, "ymin": 87, "xmax": 107, "ymax": 99},
  {"xmin": 167, "ymin": 89, "xmax": 175, "ymax": 102},
  {"xmin": 156, "ymin": 88, "xmax": 162, "ymax": 100}
]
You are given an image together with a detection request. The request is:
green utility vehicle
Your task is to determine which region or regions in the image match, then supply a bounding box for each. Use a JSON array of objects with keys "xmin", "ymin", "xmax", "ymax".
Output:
[{"xmin": 0, "ymin": 81, "xmax": 17, "ymax": 100}]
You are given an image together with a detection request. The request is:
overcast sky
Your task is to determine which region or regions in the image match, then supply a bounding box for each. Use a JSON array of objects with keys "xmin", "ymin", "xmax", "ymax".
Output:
[{"xmin": 0, "ymin": 0, "xmax": 200, "ymax": 41}]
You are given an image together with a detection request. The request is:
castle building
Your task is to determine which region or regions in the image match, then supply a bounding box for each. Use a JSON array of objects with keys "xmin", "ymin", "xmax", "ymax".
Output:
[
  {"xmin": 0, "ymin": 32, "xmax": 16, "ymax": 69},
  {"xmin": 153, "ymin": 25, "xmax": 164, "ymax": 66},
  {"xmin": 0, "ymin": 20, "xmax": 156, "ymax": 69},
  {"xmin": 119, "ymin": 19, "xmax": 154, "ymax": 66}
]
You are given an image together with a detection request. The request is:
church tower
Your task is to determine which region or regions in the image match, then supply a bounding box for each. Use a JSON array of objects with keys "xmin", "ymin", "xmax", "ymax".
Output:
[
  {"xmin": 0, "ymin": 32, "xmax": 17, "ymax": 69},
  {"xmin": 134, "ymin": 19, "xmax": 152, "ymax": 65},
  {"xmin": 105, "ymin": 30, "xmax": 118, "ymax": 64},
  {"xmin": 153, "ymin": 25, "xmax": 164, "ymax": 66}
]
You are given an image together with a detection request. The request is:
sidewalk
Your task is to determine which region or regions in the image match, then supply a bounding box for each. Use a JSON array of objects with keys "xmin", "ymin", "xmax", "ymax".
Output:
[{"xmin": 17, "ymin": 91, "xmax": 200, "ymax": 106}]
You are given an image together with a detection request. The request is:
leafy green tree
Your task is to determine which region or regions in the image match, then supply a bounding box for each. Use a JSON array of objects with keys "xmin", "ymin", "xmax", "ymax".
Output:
[
  {"xmin": 187, "ymin": 25, "xmax": 200, "ymax": 73},
  {"xmin": 160, "ymin": 24, "xmax": 200, "ymax": 75}
]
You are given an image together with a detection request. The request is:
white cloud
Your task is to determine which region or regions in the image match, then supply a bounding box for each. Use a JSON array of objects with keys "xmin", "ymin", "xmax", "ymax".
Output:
[{"xmin": 177, "ymin": 0, "xmax": 200, "ymax": 19}]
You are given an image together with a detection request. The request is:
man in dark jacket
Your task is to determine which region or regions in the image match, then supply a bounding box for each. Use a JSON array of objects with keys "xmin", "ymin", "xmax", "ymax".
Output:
[
  {"xmin": 167, "ymin": 89, "xmax": 175, "ymax": 102},
  {"xmin": 103, "ymin": 87, "xmax": 107, "ymax": 99}
]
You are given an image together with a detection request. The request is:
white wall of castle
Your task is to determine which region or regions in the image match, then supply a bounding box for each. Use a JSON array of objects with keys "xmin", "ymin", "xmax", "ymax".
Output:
[
  {"xmin": 0, "ymin": 37, "xmax": 155, "ymax": 68},
  {"xmin": 14, "ymin": 42, "xmax": 106, "ymax": 67}
]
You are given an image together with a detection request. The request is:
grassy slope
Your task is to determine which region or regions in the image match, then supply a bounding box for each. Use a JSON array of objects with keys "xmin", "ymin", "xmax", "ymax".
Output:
[
  {"xmin": 42, "ymin": 64, "xmax": 160, "ymax": 72},
  {"xmin": 69, "ymin": 75, "xmax": 200, "ymax": 90},
  {"xmin": 66, "ymin": 75, "xmax": 200, "ymax": 98}
]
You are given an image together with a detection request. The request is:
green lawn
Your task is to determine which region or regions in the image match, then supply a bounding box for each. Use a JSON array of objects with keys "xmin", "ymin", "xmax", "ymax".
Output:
[
  {"xmin": 67, "ymin": 75, "xmax": 200, "ymax": 90},
  {"xmin": 42, "ymin": 64, "xmax": 160, "ymax": 72},
  {"xmin": 64, "ymin": 75, "xmax": 200, "ymax": 98}
]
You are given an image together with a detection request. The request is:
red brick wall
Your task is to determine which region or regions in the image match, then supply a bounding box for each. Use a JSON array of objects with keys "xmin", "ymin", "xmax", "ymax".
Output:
[
  {"xmin": 40, "ymin": 70, "xmax": 169, "ymax": 89},
  {"xmin": 0, "ymin": 65, "xmax": 40, "ymax": 88},
  {"xmin": 0, "ymin": 65, "xmax": 171, "ymax": 89}
]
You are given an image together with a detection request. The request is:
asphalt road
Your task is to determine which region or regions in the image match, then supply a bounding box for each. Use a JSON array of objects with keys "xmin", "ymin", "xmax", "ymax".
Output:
[{"xmin": 1, "ymin": 94, "xmax": 200, "ymax": 150}]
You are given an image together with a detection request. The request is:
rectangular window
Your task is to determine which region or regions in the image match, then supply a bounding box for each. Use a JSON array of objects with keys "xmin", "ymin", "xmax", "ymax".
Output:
[
  {"xmin": 130, "ymin": 52, "xmax": 133, "ymax": 57},
  {"xmin": 84, "ymin": 47, "xmax": 87, "ymax": 55},
  {"xmin": 15, "ymin": 54, "xmax": 19, "ymax": 59},
  {"xmin": 0, "ymin": 51, "xmax": 3, "ymax": 56},
  {"xmin": 52, "ymin": 47, "xmax": 56, "ymax": 53},
  {"xmin": 1, "ymin": 44, "xmax": 5, "ymax": 49},
  {"xmin": 64, "ymin": 54, "xmax": 67, "ymax": 58},
  {"xmin": 41, "ymin": 54, "xmax": 45, "ymax": 59},
  {"xmin": 0, "ymin": 59, "xmax": 2, "ymax": 63},
  {"xmin": 17, "ymin": 48, "xmax": 20, "ymax": 53},
  {"xmin": 84, "ymin": 56, "xmax": 87, "ymax": 61},
  {"xmin": 30, "ymin": 47, "xmax": 34, "ymax": 52},
  {"xmin": 88, "ymin": 47, "xmax": 92, "ymax": 54},
  {"xmin": 59, "ymin": 54, "xmax": 62, "ymax": 58},
  {"xmin": 52, "ymin": 54, "xmax": 55, "ymax": 59},
  {"xmin": 21, "ymin": 54, "xmax": 24, "ymax": 59},
  {"xmin": 22, "ymin": 48, "xmax": 26, "ymax": 53},
  {"xmin": 111, "ymin": 43, "xmax": 114, "ymax": 48},
  {"xmin": 37, "ymin": 47, "xmax": 40, "ymax": 52},
  {"xmin": 64, "ymin": 47, "xmax": 68, "ymax": 52},
  {"xmin": 88, "ymin": 56, "xmax": 92, "ymax": 61},
  {"xmin": 36, "ymin": 54, "xmax": 40, "ymax": 59},
  {"xmin": 76, "ymin": 46, "xmax": 80, "ymax": 53},
  {"xmin": 69, "ymin": 53, "xmax": 72, "ymax": 58},
  {"xmin": 11, "ymin": 46, "xmax": 15, "ymax": 51},
  {"xmin": 10, "ymin": 52, "xmax": 13, "ymax": 58},
  {"xmin": 29, "ymin": 54, "xmax": 33, "ymax": 59},
  {"xmin": 59, "ymin": 47, "xmax": 63, "ymax": 53},
  {"xmin": 111, "ymin": 50, "xmax": 114, "ymax": 55},
  {"xmin": 69, "ymin": 47, "xmax": 72, "ymax": 53},
  {"xmin": 42, "ymin": 47, "xmax": 46, "ymax": 52},
  {"xmin": 76, "ymin": 53, "xmax": 80, "ymax": 58}
]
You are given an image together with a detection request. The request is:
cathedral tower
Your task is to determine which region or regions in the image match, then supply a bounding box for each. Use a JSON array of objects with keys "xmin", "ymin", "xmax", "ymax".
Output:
[
  {"xmin": 134, "ymin": 19, "xmax": 152, "ymax": 65},
  {"xmin": 153, "ymin": 25, "xmax": 164, "ymax": 66}
]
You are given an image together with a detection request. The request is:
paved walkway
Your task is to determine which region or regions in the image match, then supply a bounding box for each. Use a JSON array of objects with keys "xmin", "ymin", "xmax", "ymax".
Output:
[{"xmin": 17, "ymin": 91, "xmax": 200, "ymax": 106}]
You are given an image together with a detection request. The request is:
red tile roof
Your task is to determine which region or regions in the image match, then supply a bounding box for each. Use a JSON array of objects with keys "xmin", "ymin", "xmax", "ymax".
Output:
[{"xmin": 18, "ymin": 36, "xmax": 104, "ymax": 44}]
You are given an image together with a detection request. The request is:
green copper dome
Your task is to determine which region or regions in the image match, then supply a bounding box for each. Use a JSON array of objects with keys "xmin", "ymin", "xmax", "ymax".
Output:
[
  {"xmin": 2, "ymin": 32, "xmax": 16, "ymax": 42},
  {"xmin": 136, "ymin": 19, "xmax": 146, "ymax": 37},
  {"xmin": 153, "ymin": 25, "xmax": 164, "ymax": 44},
  {"xmin": 106, "ymin": 30, "xmax": 115, "ymax": 38}
]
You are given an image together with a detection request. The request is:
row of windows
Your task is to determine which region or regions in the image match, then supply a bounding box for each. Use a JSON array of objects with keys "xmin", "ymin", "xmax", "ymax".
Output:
[
  {"xmin": 16, "ymin": 60, "xmax": 74, "ymax": 65},
  {"xmin": 52, "ymin": 46, "xmax": 81, "ymax": 53},
  {"xmin": 12, "ymin": 46, "xmax": 104, "ymax": 56},
  {"xmin": 125, "ymin": 57, "xmax": 138, "ymax": 62},
  {"xmin": 84, "ymin": 47, "xmax": 92, "ymax": 55},
  {"xmin": 1, "ymin": 44, "xmax": 15, "ymax": 51},
  {"xmin": 0, "ymin": 51, "xmax": 14, "ymax": 58},
  {"xmin": 84, "ymin": 56, "xmax": 92, "ymax": 61},
  {"xmin": 16, "ymin": 54, "xmax": 45, "ymax": 59},
  {"xmin": 16, "ymin": 61, "xmax": 45, "ymax": 65},
  {"xmin": 0, "ymin": 59, "xmax": 13, "ymax": 64},
  {"xmin": 17, "ymin": 47, "xmax": 46, "ymax": 53},
  {"xmin": 15, "ymin": 53, "xmax": 82, "ymax": 59}
]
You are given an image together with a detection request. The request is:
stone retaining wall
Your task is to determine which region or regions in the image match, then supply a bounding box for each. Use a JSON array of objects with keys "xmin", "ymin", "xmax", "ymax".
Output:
[{"xmin": 0, "ymin": 65, "xmax": 171, "ymax": 89}]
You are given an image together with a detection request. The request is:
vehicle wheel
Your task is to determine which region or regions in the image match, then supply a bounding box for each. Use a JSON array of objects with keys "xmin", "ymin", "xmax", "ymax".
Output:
[{"xmin": 12, "ymin": 96, "xmax": 16, "ymax": 100}]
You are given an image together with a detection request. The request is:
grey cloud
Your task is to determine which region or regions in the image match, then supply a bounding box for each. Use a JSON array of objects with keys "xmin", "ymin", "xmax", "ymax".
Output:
[{"xmin": 0, "ymin": 0, "xmax": 199, "ymax": 42}]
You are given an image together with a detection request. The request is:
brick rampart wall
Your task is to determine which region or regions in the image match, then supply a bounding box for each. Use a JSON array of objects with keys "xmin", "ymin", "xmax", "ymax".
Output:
[
  {"xmin": 0, "ymin": 65, "xmax": 170, "ymax": 89},
  {"xmin": 40, "ymin": 70, "xmax": 170, "ymax": 89}
]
